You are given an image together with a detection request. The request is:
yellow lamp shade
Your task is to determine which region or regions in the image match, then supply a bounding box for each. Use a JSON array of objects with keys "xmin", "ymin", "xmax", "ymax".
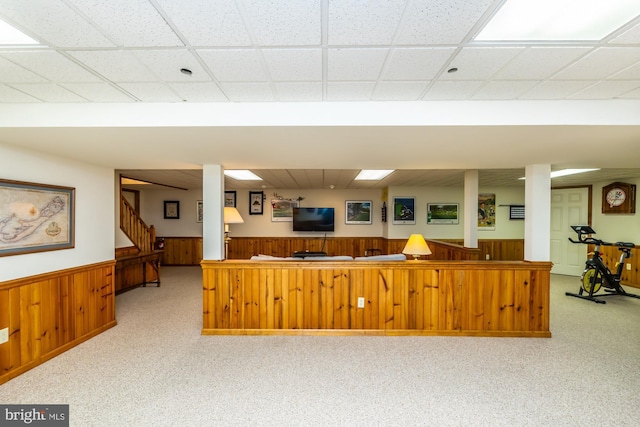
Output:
[{"xmin": 402, "ymin": 234, "xmax": 432, "ymax": 260}]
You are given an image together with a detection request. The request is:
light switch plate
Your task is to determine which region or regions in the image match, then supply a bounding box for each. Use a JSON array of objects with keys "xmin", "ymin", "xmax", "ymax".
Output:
[
  {"xmin": 357, "ymin": 297, "xmax": 365, "ymax": 308},
  {"xmin": 0, "ymin": 328, "xmax": 8, "ymax": 344}
]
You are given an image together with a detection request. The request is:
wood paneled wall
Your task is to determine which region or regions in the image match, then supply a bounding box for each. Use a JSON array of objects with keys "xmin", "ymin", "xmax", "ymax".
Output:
[
  {"xmin": 201, "ymin": 260, "xmax": 551, "ymax": 337},
  {"xmin": 159, "ymin": 237, "xmax": 203, "ymax": 265},
  {"xmin": 0, "ymin": 261, "xmax": 116, "ymax": 385}
]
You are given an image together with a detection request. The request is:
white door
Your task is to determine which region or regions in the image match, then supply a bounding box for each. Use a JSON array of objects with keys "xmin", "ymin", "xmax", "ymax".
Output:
[{"xmin": 550, "ymin": 188, "xmax": 589, "ymax": 276}]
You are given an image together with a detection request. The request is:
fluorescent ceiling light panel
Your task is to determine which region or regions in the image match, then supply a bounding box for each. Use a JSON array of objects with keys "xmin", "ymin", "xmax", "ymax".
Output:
[
  {"xmin": 475, "ymin": 0, "xmax": 640, "ymax": 41},
  {"xmin": 519, "ymin": 168, "xmax": 600, "ymax": 180},
  {"xmin": 355, "ymin": 170, "xmax": 394, "ymax": 180},
  {"xmin": 224, "ymin": 170, "xmax": 262, "ymax": 180},
  {"xmin": 0, "ymin": 19, "xmax": 39, "ymax": 45}
]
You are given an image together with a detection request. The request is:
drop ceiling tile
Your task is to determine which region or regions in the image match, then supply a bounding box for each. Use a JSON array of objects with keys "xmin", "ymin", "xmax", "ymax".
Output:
[
  {"xmin": 382, "ymin": 48, "xmax": 455, "ymax": 80},
  {"xmin": 609, "ymin": 62, "xmax": 640, "ymax": 80},
  {"xmin": 0, "ymin": 84, "xmax": 39, "ymax": 102},
  {"xmin": 67, "ymin": 0, "xmax": 182, "ymax": 47},
  {"xmin": 442, "ymin": 47, "xmax": 524, "ymax": 80},
  {"xmin": 372, "ymin": 81, "xmax": 428, "ymax": 100},
  {"xmin": 327, "ymin": 82, "xmax": 375, "ymax": 100},
  {"xmin": 68, "ymin": 51, "xmax": 160, "ymax": 82},
  {"xmin": 328, "ymin": 0, "xmax": 405, "ymax": 45},
  {"xmin": 519, "ymin": 81, "xmax": 594, "ymax": 100},
  {"xmin": 328, "ymin": 48, "xmax": 388, "ymax": 80},
  {"xmin": 1, "ymin": 51, "xmax": 102, "ymax": 82},
  {"xmin": 397, "ymin": 0, "xmax": 495, "ymax": 44},
  {"xmin": 609, "ymin": 22, "xmax": 640, "ymax": 44},
  {"xmin": 0, "ymin": 56, "xmax": 48, "ymax": 83},
  {"xmin": 618, "ymin": 86, "xmax": 640, "ymax": 98},
  {"xmin": 0, "ymin": 0, "xmax": 114, "ymax": 47},
  {"xmin": 59, "ymin": 83, "xmax": 135, "ymax": 102},
  {"xmin": 568, "ymin": 81, "xmax": 640, "ymax": 100},
  {"xmin": 9, "ymin": 83, "xmax": 87, "ymax": 102},
  {"xmin": 218, "ymin": 82, "xmax": 275, "ymax": 101},
  {"xmin": 133, "ymin": 50, "xmax": 211, "ymax": 82},
  {"xmin": 471, "ymin": 81, "xmax": 540, "ymax": 100},
  {"xmin": 169, "ymin": 83, "xmax": 228, "ymax": 102},
  {"xmin": 421, "ymin": 81, "xmax": 484, "ymax": 100},
  {"xmin": 263, "ymin": 49, "xmax": 322, "ymax": 81},
  {"xmin": 494, "ymin": 47, "xmax": 592, "ymax": 80},
  {"xmin": 155, "ymin": 0, "xmax": 251, "ymax": 46},
  {"xmin": 198, "ymin": 50, "xmax": 268, "ymax": 82},
  {"xmin": 117, "ymin": 83, "xmax": 183, "ymax": 102},
  {"xmin": 274, "ymin": 82, "xmax": 322, "ymax": 101},
  {"xmin": 553, "ymin": 47, "xmax": 640, "ymax": 80},
  {"xmin": 241, "ymin": 0, "xmax": 321, "ymax": 46}
]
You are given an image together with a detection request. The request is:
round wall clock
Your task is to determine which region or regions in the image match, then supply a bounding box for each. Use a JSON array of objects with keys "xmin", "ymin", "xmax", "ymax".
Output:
[{"xmin": 602, "ymin": 182, "xmax": 636, "ymax": 214}]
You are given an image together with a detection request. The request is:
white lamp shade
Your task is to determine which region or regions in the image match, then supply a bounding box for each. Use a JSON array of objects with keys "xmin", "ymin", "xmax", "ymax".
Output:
[
  {"xmin": 224, "ymin": 207, "xmax": 244, "ymax": 224},
  {"xmin": 402, "ymin": 234, "xmax": 432, "ymax": 259}
]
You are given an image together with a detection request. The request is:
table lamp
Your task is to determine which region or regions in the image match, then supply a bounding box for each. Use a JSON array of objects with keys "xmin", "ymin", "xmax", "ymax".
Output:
[
  {"xmin": 402, "ymin": 234, "xmax": 432, "ymax": 260},
  {"xmin": 224, "ymin": 207, "xmax": 244, "ymax": 259}
]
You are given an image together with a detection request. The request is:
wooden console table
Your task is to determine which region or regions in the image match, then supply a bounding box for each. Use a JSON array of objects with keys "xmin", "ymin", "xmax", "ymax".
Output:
[{"xmin": 115, "ymin": 250, "xmax": 162, "ymax": 294}]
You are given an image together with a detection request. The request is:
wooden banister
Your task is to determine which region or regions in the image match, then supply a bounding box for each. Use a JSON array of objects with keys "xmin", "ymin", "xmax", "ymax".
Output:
[{"xmin": 120, "ymin": 194, "xmax": 154, "ymax": 252}]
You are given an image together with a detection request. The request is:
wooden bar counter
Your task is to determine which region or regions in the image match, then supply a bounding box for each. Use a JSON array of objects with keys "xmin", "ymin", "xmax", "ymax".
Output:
[{"xmin": 201, "ymin": 260, "xmax": 552, "ymax": 337}]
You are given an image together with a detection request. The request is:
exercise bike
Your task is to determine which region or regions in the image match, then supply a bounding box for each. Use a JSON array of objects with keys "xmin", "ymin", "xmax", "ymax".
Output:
[{"xmin": 566, "ymin": 225, "xmax": 640, "ymax": 304}]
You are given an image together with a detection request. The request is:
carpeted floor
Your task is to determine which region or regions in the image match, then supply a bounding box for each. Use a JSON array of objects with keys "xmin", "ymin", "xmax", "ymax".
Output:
[{"xmin": 1, "ymin": 266, "xmax": 639, "ymax": 426}]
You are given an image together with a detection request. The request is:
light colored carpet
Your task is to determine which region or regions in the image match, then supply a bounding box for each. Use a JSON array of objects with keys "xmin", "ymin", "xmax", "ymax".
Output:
[{"xmin": 1, "ymin": 267, "xmax": 639, "ymax": 426}]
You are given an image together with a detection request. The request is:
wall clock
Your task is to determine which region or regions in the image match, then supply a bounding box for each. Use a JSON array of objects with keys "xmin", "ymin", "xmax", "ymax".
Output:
[{"xmin": 602, "ymin": 182, "xmax": 636, "ymax": 214}]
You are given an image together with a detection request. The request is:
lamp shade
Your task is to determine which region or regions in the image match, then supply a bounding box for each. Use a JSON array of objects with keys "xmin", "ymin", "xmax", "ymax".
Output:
[
  {"xmin": 223, "ymin": 207, "xmax": 244, "ymax": 224},
  {"xmin": 402, "ymin": 234, "xmax": 432, "ymax": 260}
]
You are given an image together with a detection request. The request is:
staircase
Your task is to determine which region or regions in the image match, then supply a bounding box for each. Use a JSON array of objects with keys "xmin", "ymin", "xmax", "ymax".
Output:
[{"xmin": 120, "ymin": 194, "xmax": 156, "ymax": 252}]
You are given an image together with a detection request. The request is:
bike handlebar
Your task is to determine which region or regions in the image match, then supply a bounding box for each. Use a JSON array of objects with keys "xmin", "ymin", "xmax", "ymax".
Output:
[{"xmin": 568, "ymin": 237, "xmax": 635, "ymax": 248}]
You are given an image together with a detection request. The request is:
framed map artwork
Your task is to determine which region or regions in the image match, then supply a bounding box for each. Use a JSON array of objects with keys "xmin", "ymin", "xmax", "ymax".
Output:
[{"xmin": 0, "ymin": 179, "xmax": 75, "ymax": 257}]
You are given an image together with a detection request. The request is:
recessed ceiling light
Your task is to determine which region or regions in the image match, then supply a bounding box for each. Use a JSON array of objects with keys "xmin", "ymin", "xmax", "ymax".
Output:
[
  {"xmin": 0, "ymin": 19, "xmax": 39, "ymax": 45},
  {"xmin": 224, "ymin": 170, "xmax": 262, "ymax": 180},
  {"xmin": 475, "ymin": 0, "xmax": 640, "ymax": 41},
  {"xmin": 355, "ymin": 170, "xmax": 394, "ymax": 180}
]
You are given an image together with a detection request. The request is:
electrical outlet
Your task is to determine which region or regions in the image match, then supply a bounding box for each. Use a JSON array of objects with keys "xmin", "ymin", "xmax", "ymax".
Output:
[
  {"xmin": 485, "ymin": 254, "xmax": 491, "ymax": 260},
  {"xmin": 627, "ymin": 263, "xmax": 631, "ymax": 271},
  {"xmin": 0, "ymin": 328, "xmax": 8, "ymax": 344},
  {"xmin": 357, "ymin": 297, "xmax": 365, "ymax": 308}
]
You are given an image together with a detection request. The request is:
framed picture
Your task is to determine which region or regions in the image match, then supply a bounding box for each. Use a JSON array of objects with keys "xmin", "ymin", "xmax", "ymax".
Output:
[
  {"xmin": 393, "ymin": 197, "xmax": 415, "ymax": 225},
  {"xmin": 345, "ymin": 200, "xmax": 372, "ymax": 224},
  {"xmin": 427, "ymin": 203, "xmax": 459, "ymax": 224},
  {"xmin": 164, "ymin": 200, "xmax": 180, "ymax": 219},
  {"xmin": 196, "ymin": 200, "xmax": 203, "ymax": 223},
  {"xmin": 478, "ymin": 193, "xmax": 496, "ymax": 230},
  {"xmin": 0, "ymin": 179, "xmax": 75, "ymax": 257},
  {"xmin": 271, "ymin": 198, "xmax": 299, "ymax": 222},
  {"xmin": 249, "ymin": 191, "xmax": 264, "ymax": 215},
  {"xmin": 224, "ymin": 191, "xmax": 236, "ymax": 207}
]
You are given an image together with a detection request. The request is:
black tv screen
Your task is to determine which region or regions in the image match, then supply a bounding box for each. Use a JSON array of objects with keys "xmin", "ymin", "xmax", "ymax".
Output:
[{"xmin": 292, "ymin": 208, "xmax": 335, "ymax": 232}]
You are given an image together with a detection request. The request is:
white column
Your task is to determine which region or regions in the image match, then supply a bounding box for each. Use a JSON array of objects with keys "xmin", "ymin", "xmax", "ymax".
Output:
[
  {"xmin": 202, "ymin": 164, "xmax": 225, "ymax": 260},
  {"xmin": 464, "ymin": 170, "xmax": 478, "ymax": 248},
  {"xmin": 524, "ymin": 164, "xmax": 551, "ymax": 261}
]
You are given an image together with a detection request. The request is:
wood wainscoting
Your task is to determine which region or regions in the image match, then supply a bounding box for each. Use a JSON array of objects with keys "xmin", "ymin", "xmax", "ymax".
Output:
[
  {"xmin": 201, "ymin": 260, "xmax": 552, "ymax": 337},
  {"xmin": 589, "ymin": 244, "xmax": 640, "ymax": 289},
  {"xmin": 0, "ymin": 261, "xmax": 116, "ymax": 385},
  {"xmin": 158, "ymin": 237, "xmax": 203, "ymax": 265}
]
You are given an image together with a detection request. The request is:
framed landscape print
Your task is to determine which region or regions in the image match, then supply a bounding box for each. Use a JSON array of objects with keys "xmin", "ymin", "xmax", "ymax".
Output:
[
  {"xmin": 0, "ymin": 179, "xmax": 75, "ymax": 257},
  {"xmin": 271, "ymin": 198, "xmax": 299, "ymax": 222},
  {"xmin": 393, "ymin": 197, "xmax": 415, "ymax": 225},
  {"xmin": 249, "ymin": 191, "xmax": 264, "ymax": 215},
  {"xmin": 427, "ymin": 203, "xmax": 459, "ymax": 224},
  {"xmin": 224, "ymin": 191, "xmax": 236, "ymax": 207},
  {"xmin": 345, "ymin": 200, "xmax": 372, "ymax": 224}
]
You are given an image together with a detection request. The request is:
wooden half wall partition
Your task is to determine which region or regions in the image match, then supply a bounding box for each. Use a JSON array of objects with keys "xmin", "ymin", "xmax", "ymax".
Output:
[
  {"xmin": 201, "ymin": 260, "xmax": 552, "ymax": 337},
  {"xmin": 0, "ymin": 261, "xmax": 116, "ymax": 385}
]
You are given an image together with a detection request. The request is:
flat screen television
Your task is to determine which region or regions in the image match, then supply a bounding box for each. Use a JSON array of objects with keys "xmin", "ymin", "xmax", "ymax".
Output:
[{"xmin": 292, "ymin": 207, "xmax": 335, "ymax": 232}]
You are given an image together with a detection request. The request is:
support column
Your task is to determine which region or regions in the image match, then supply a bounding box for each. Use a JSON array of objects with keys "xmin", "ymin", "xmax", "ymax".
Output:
[
  {"xmin": 464, "ymin": 170, "xmax": 478, "ymax": 248},
  {"xmin": 524, "ymin": 164, "xmax": 551, "ymax": 261},
  {"xmin": 202, "ymin": 164, "xmax": 225, "ymax": 260}
]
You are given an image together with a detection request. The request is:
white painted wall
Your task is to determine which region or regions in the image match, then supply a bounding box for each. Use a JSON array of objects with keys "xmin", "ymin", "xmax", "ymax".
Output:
[
  {"xmin": 0, "ymin": 144, "xmax": 114, "ymax": 282},
  {"xmin": 140, "ymin": 189, "xmax": 204, "ymax": 237}
]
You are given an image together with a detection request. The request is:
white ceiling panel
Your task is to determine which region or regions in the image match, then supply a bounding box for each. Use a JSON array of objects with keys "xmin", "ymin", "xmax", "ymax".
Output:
[
  {"xmin": 471, "ymin": 80, "xmax": 540, "ymax": 100},
  {"xmin": 327, "ymin": 82, "xmax": 375, "ymax": 100},
  {"xmin": 154, "ymin": 0, "xmax": 251, "ymax": 46},
  {"xmin": 0, "ymin": 84, "xmax": 39, "ymax": 102},
  {"xmin": 553, "ymin": 48, "xmax": 640, "ymax": 80},
  {"xmin": 59, "ymin": 83, "xmax": 135, "ymax": 102},
  {"xmin": 609, "ymin": 62, "xmax": 640, "ymax": 80},
  {"xmin": 274, "ymin": 82, "xmax": 322, "ymax": 101},
  {"xmin": 396, "ymin": 0, "xmax": 495, "ymax": 45},
  {"xmin": 568, "ymin": 81, "xmax": 640, "ymax": 100},
  {"xmin": 219, "ymin": 82, "xmax": 275, "ymax": 101},
  {"xmin": 198, "ymin": 49, "xmax": 268, "ymax": 82},
  {"xmin": 519, "ymin": 81, "xmax": 594, "ymax": 100},
  {"xmin": 372, "ymin": 81, "xmax": 428, "ymax": 100},
  {"xmin": 0, "ymin": 0, "xmax": 114, "ymax": 47},
  {"xmin": 68, "ymin": 51, "xmax": 160, "ymax": 82},
  {"xmin": 118, "ymin": 83, "xmax": 182, "ymax": 102},
  {"xmin": 9, "ymin": 83, "xmax": 87, "ymax": 102},
  {"xmin": 609, "ymin": 22, "xmax": 640, "ymax": 44},
  {"xmin": 328, "ymin": 48, "xmax": 388, "ymax": 80},
  {"xmin": 0, "ymin": 56, "xmax": 48, "ymax": 83},
  {"xmin": 133, "ymin": 50, "xmax": 211, "ymax": 82},
  {"xmin": 263, "ymin": 49, "xmax": 322, "ymax": 81},
  {"xmin": 493, "ymin": 47, "xmax": 592, "ymax": 80},
  {"xmin": 169, "ymin": 83, "xmax": 228, "ymax": 102},
  {"xmin": 328, "ymin": 0, "xmax": 405, "ymax": 45},
  {"xmin": 443, "ymin": 47, "xmax": 524, "ymax": 80},
  {"xmin": 241, "ymin": 0, "xmax": 321, "ymax": 46},
  {"xmin": 68, "ymin": 0, "xmax": 183, "ymax": 47},
  {"xmin": 382, "ymin": 48, "xmax": 455, "ymax": 80},
  {"xmin": 422, "ymin": 81, "xmax": 484, "ymax": 100},
  {"xmin": 0, "ymin": 51, "xmax": 101, "ymax": 82}
]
